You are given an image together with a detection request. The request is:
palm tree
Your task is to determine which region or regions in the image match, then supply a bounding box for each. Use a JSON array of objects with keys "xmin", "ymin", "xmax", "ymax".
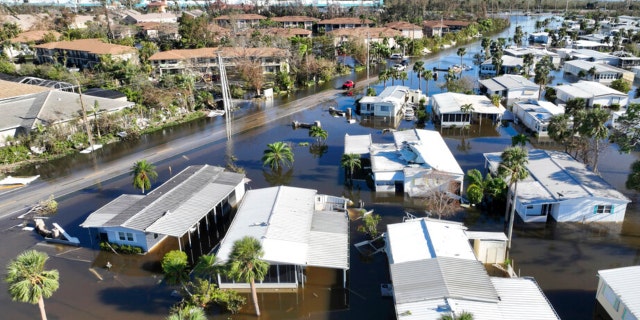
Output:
[
  {"xmin": 341, "ymin": 153, "xmax": 362, "ymax": 178},
  {"xmin": 413, "ymin": 61, "xmax": 425, "ymax": 91},
  {"xmin": 626, "ymin": 160, "xmax": 640, "ymax": 192},
  {"xmin": 580, "ymin": 108, "xmax": 610, "ymax": 173},
  {"xmin": 193, "ymin": 253, "xmax": 220, "ymax": 286},
  {"xmin": 399, "ymin": 71, "xmax": 408, "ymax": 86},
  {"xmin": 226, "ymin": 236, "xmax": 270, "ymax": 317},
  {"xmin": 481, "ymin": 37, "xmax": 491, "ymax": 59},
  {"xmin": 262, "ymin": 141, "xmax": 294, "ymax": 170},
  {"xmin": 166, "ymin": 305, "xmax": 207, "ymax": 320},
  {"xmin": 548, "ymin": 114, "xmax": 573, "ymax": 153},
  {"xmin": 511, "ymin": 133, "xmax": 529, "ymax": 147},
  {"xmin": 498, "ymin": 147, "xmax": 529, "ymax": 250},
  {"xmin": 490, "ymin": 94, "xmax": 502, "ymax": 107},
  {"xmin": 131, "ymin": 159, "xmax": 158, "ymax": 194},
  {"xmin": 5, "ymin": 250, "xmax": 60, "ymax": 320},
  {"xmin": 440, "ymin": 311, "xmax": 474, "ymax": 320},
  {"xmin": 161, "ymin": 250, "xmax": 192, "ymax": 298},
  {"xmin": 460, "ymin": 103, "xmax": 474, "ymax": 124},
  {"xmin": 378, "ymin": 69, "xmax": 390, "ymax": 88},
  {"xmin": 309, "ymin": 126, "xmax": 328, "ymax": 142},
  {"xmin": 456, "ymin": 47, "xmax": 467, "ymax": 73},
  {"xmin": 423, "ymin": 70, "xmax": 434, "ymax": 96}
]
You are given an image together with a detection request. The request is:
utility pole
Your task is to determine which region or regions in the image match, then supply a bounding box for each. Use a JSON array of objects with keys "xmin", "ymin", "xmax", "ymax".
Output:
[
  {"xmin": 76, "ymin": 80, "xmax": 95, "ymax": 151},
  {"xmin": 217, "ymin": 51, "xmax": 233, "ymax": 139},
  {"xmin": 366, "ymin": 31, "xmax": 370, "ymax": 83}
]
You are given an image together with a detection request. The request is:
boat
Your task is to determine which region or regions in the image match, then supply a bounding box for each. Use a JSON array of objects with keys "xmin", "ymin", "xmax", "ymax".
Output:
[
  {"xmin": 0, "ymin": 175, "xmax": 40, "ymax": 186},
  {"xmin": 207, "ymin": 109, "xmax": 225, "ymax": 117},
  {"xmin": 34, "ymin": 219, "xmax": 80, "ymax": 247}
]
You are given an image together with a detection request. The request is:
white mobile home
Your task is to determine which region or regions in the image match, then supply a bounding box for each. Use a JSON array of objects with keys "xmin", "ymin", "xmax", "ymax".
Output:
[
  {"xmin": 563, "ymin": 60, "xmax": 634, "ymax": 84},
  {"xmin": 595, "ymin": 266, "xmax": 640, "ymax": 320},
  {"xmin": 484, "ymin": 149, "xmax": 631, "ymax": 223},
  {"xmin": 554, "ymin": 81, "xmax": 629, "ymax": 108},
  {"xmin": 479, "ymin": 74, "xmax": 540, "ymax": 107},
  {"xmin": 80, "ymin": 165, "xmax": 246, "ymax": 261},
  {"xmin": 215, "ymin": 186, "xmax": 349, "ymax": 289},
  {"xmin": 512, "ymin": 100, "xmax": 564, "ymax": 137},
  {"xmin": 358, "ymin": 86, "xmax": 421, "ymax": 117},
  {"xmin": 431, "ymin": 92, "xmax": 505, "ymax": 127}
]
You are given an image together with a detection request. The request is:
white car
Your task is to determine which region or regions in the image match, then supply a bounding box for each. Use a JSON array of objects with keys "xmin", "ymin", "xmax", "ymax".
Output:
[
  {"xmin": 392, "ymin": 64, "xmax": 406, "ymax": 71},
  {"xmin": 389, "ymin": 53, "xmax": 403, "ymax": 59}
]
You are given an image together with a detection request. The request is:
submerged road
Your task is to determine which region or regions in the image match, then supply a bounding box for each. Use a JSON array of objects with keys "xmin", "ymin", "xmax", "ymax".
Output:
[{"xmin": 0, "ymin": 78, "xmax": 378, "ymax": 220}]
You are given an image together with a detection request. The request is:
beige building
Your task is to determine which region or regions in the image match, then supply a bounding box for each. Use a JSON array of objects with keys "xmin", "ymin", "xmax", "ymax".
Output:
[{"xmin": 34, "ymin": 39, "xmax": 138, "ymax": 69}]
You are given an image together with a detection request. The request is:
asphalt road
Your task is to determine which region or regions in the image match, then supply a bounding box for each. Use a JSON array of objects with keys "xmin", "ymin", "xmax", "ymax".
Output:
[{"xmin": 0, "ymin": 79, "xmax": 378, "ymax": 220}]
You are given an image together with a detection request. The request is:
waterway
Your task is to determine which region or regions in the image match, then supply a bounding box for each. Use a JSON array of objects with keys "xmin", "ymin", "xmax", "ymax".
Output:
[{"xmin": 1, "ymin": 14, "xmax": 639, "ymax": 320}]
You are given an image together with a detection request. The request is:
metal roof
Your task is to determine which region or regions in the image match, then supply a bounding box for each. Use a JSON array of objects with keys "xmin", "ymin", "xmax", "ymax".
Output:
[
  {"xmin": 79, "ymin": 195, "xmax": 145, "ymax": 228},
  {"xmin": 464, "ymin": 231, "xmax": 508, "ymax": 241},
  {"xmin": 479, "ymin": 75, "xmax": 538, "ymax": 92},
  {"xmin": 432, "ymin": 92, "xmax": 506, "ymax": 115},
  {"xmin": 491, "ymin": 277, "xmax": 561, "ymax": 320},
  {"xmin": 483, "ymin": 149, "xmax": 630, "ymax": 203},
  {"xmin": 386, "ymin": 218, "xmax": 476, "ymax": 265},
  {"xmin": 216, "ymin": 186, "xmax": 349, "ymax": 270},
  {"xmin": 393, "ymin": 129, "xmax": 464, "ymax": 176},
  {"xmin": 359, "ymin": 85, "xmax": 408, "ymax": 105},
  {"xmin": 554, "ymin": 80, "xmax": 627, "ymax": 99},
  {"xmin": 564, "ymin": 59, "xmax": 629, "ymax": 74},
  {"xmin": 81, "ymin": 165, "xmax": 245, "ymax": 238},
  {"xmin": 389, "ymin": 257, "xmax": 500, "ymax": 304},
  {"xmin": 598, "ymin": 266, "xmax": 640, "ymax": 318},
  {"xmin": 344, "ymin": 133, "xmax": 372, "ymax": 155}
]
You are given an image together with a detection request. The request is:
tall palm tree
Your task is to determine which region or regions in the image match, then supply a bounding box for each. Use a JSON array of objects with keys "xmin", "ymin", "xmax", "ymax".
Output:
[
  {"xmin": 226, "ymin": 236, "xmax": 269, "ymax": 317},
  {"xmin": 498, "ymin": 147, "xmax": 529, "ymax": 250},
  {"xmin": 5, "ymin": 250, "xmax": 60, "ymax": 320},
  {"xmin": 309, "ymin": 126, "xmax": 328, "ymax": 142},
  {"xmin": 490, "ymin": 94, "xmax": 502, "ymax": 107},
  {"xmin": 481, "ymin": 37, "xmax": 491, "ymax": 59},
  {"xmin": 131, "ymin": 159, "xmax": 158, "ymax": 194},
  {"xmin": 423, "ymin": 70, "xmax": 434, "ymax": 96},
  {"xmin": 399, "ymin": 71, "xmax": 408, "ymax": 86},
  {"xmin": 193, "ymin": 253, "xmax": 220, "ymax": 287},
  {"xmin": 460, "ymin": 103, "xmax": 474, "ymax": 124},
  {"xmin": 341, "ymin": 153, "xmax": 362, "ymax": 178},
  {"xmin": 262, "ymin": 141, "xmax": 294, "ymax": 170},
  {"xmin": 166, "ymin": 305, "xmax": 207, "ymax": 320},
  {"xmin": 161, "ymin": 250, "xmax": 192, "ymax": 298},
  {"xmin": 511, "ymin": 133, "xmax": 529, "ymax": 147},
  {"xmin": 580, "ymin": 108, "xmax": 610, "ymax": 173},
  {"xmin": 548, "ymin": 114, "xmax": 573, "ymax": 153},
  {"xmin": 456, "ymin": 47, "xmax": 467, "ymax": 73},
  {"xmin": 588, "ymin": 66, "xmax": 597, "ymax": 81},
  {"xmin": 378, "ymin": 69, "xmax": 390, "ymax": 88},
  {"xmin": 412, "ymin": 61, "xmax": 425, "ymax": 91}
]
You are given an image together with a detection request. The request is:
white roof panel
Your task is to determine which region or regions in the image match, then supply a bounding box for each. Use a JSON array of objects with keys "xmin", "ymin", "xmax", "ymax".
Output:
[
  {"xmin": 491, "ymin": 277, "xmax": 560, "ymax": 320},
  {"xmin": 394, "ymin": 129, "xmax": 464, "ymax": 176},
  {"xmin": 432, "ymin": 92, "xmax": 506, "ymax": 115},
  {"xmin": 554, "ymin": 80, "xmax": 626, "ymax": 99},
  {"xmin": 598, "ymin": 266, "xmax": 640, "ymax": 317},
  {"xmin": 344, "ymin": 133, "xmax": 372, "ymax": 155}
]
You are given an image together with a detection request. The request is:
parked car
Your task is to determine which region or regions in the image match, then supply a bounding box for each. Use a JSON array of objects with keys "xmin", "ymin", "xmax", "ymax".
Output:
[
  {"xmin": 342, "ymin": 80, "xmax": 355, "ymax": 89},
  {"xmin": 392, "ymin": 64, "xmax": 406, "ymax": 71},
  {"xmin": 389, "ymin": 53, "xmax": 403, "ymax": 59}
]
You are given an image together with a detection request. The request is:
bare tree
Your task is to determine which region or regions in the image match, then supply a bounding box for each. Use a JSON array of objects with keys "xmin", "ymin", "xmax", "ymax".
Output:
[{"xmin": 419, "ymin": 171, "xmax": 460, "ymax": 220}]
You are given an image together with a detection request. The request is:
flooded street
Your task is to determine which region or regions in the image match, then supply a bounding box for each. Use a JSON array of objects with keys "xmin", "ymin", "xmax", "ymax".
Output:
[{"xmin": 1, "ymin": 14, "xmax": 639, "ymax": 320}]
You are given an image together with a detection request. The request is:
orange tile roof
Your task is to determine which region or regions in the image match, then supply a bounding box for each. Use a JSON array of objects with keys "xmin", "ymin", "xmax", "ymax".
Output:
[
  {"xmin": 385, "ymin": 21, "xmax": 422, "ymax": 30},
  {"xmin": 149, "ymin": 47, "xmax": 287, "ymax": 61},
  {"xmin": 239, "ymin": 27, "xmax": 311, "ymax": 37},
  {"xmin": 10, "ymin": 30, "xmax": 61, "ymax": 43},
  {"xmin": 0, "ymin": 79, "xmax": 52, "ymax": 100},
  {"xmin": 34, "ymin": 39, "xmax": 137, "ymax": 55},
  {"xmin": 213, "ymin": 14, "xmax": 266, "ymax": 21},
  {"xmin": 327, "ymin": 27, "xmax": 401, "ymax": 38},
  {"xmin": 318, "ymin": 17, "xmax": 373, "ymax": 24},
  {"xmin": 272, "ymin": 16, "xmax": 319, "ymax": 23}
]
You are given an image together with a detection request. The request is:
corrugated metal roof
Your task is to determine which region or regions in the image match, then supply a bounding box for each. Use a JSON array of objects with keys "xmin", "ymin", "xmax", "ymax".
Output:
[
  {"xmin": 598, "ymin": 266, "xmax": 640, "ymax": 317},
  {"xmin": 479, "ymin": 75, "xmax": 537, "ymax": 92},
  {"xmin": 390, "ymin": 257, "xmax": 500, "ymax": 304},
  {"xmin": 79, "ymin": 195, "xmax": 144, "ymax": 228},
  {"xmin": 344, "ymin": 133, "xmax": 372, "ymax": 155},
  {"xmin": 84, "ymin": 166, "xmax": 245, "ymax": 239},
  {"xmin": 491, "ymin": 277, "xmax": 561, "ymax": 320},
  {"xmin": 464, "ymin": 231, "xmax": 508, "ymax": 241},
  {"xmin": 394, "ymin": 129, "xmax": 464, "ymax": 176},
  {"xmin": 554, "ymin": 80, "xmax": 626, "ymax": 99},
  {"xmin": 216, "ymin": 186, "xmax": 349, "ymax": 270},
  {"xmin": 395, "ymin": 299, "xmax": 448, "ymax": 320},
  {"xmin": 432, "ymin": 92, "xmax": 506, "ymax": 115}
]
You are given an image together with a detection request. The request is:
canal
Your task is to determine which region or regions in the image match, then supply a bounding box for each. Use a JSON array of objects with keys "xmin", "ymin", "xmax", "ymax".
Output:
[{"xmin": 1, "ymin": 14, "xmax": 639, "ymax": 320}]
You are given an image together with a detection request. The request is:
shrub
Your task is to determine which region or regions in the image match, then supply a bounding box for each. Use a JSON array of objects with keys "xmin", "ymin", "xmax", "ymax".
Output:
[{"xmin": 99, "ymin": 241, "xmax": 143, "ymax": 254}]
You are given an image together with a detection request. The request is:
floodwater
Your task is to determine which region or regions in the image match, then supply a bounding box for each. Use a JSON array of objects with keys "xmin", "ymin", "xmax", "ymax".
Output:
[{"xmin": 1, "ymin": 14, "xmax": 639, "ymax": 320}]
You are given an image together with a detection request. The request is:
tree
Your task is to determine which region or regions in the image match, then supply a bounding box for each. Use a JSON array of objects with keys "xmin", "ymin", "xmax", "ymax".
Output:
[
  {"xmin": 610, "ymin": 78, "xmax": 631, "ymax": 94},
  {"xmin": 481, "ymin": 37, "xmax": 491, "ymax": 59},
  {"xmin": 226, "ymin": 237, "xmax": 270, "ymax": 317},
  {"xmin": 399, "ymin": 71, "xmax": 408, "ymax": 86},
  {"xmin": 498, "ymin": 147, "xmax": 529, "ymax": 250},
  {"xmin": 456, "ymin": 47, "xmax": 467, "ymax": 72},
  {"xmin": 262, "ymin": 141, "xmax": 294, "ymax": 170},
  {"xmin": 167, "ymin": 304, "xmax": 207, "ymax": 320},
  {"xmin": 131, "ymin": 159, "xmax": 158, "ymax": 194},
  {"xmin": 378, "ymin": 69, "xmax": 390, "ymax": 88},
  {"xmin": 440, "ymin": 311, "xmax": 474, "ymax": 320},
  {"xmin": 309, "ymin": 126, "xmax": 328, "ymax": 142},
  {"xmin": 625, "ymin": 160, "xmax": 640, "ymax": 192},
  {"xmin": 490, "ymin": 94, "xmax": 501, "ymax": 107},
  {"xmin": 237, "ymin": 58, "xmax": 265, "ymax": 96},
  {"xmin": 161, "ymin": 250, "xmax": 193, "ymax": 298},
  {"xmin": 534, "ymin": 56, "xmax": 553, "ymax": 100},
  {"xmin": 341, "ymin": 153, "xmax": 362, "ymax": 178},
  {"xmin": 548, "ymin": 114, "xmax": 573, "ymax": 152},
  {"xmin": 588, "ymin": 66, "xmax": 597, "ymax": 81},
  {"xmin": 580, "ymin": 108, "xmax": 609, "ymax": 173},
  {"xmin": 193, "ymin": 254, "xmax": 220, "ymax": 285},
  {"xmin": 422, "ymin": 171, "xmax": 458, "ymax": 219},
  {"xmin": 423, "ymin": 69, "xmax": 434, "ymax": 96},
  {"xmin": 511, "ymin": 133, "xmax": 529, "ymax": 147},
  {"xmin": 357, "ymin": 212, "xmax": 381, "ymax": 238},
  {"xmin": 412, "ymin": 61, "xmax": 425, "ymax": 91},
  {"xmin": 5, "ymin": 250, "xmax": 59, "ymax": 320},
  {"xmin": 611, "ymin": 104, "xmax": 640, "ymax": 153},
  {"xmin": 513, "ymin": 25, "xmax": 524, "ymax": 47},
  {"xmin": 522, "ymin": 53, "xmax": 534, "ymax": 78}
]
